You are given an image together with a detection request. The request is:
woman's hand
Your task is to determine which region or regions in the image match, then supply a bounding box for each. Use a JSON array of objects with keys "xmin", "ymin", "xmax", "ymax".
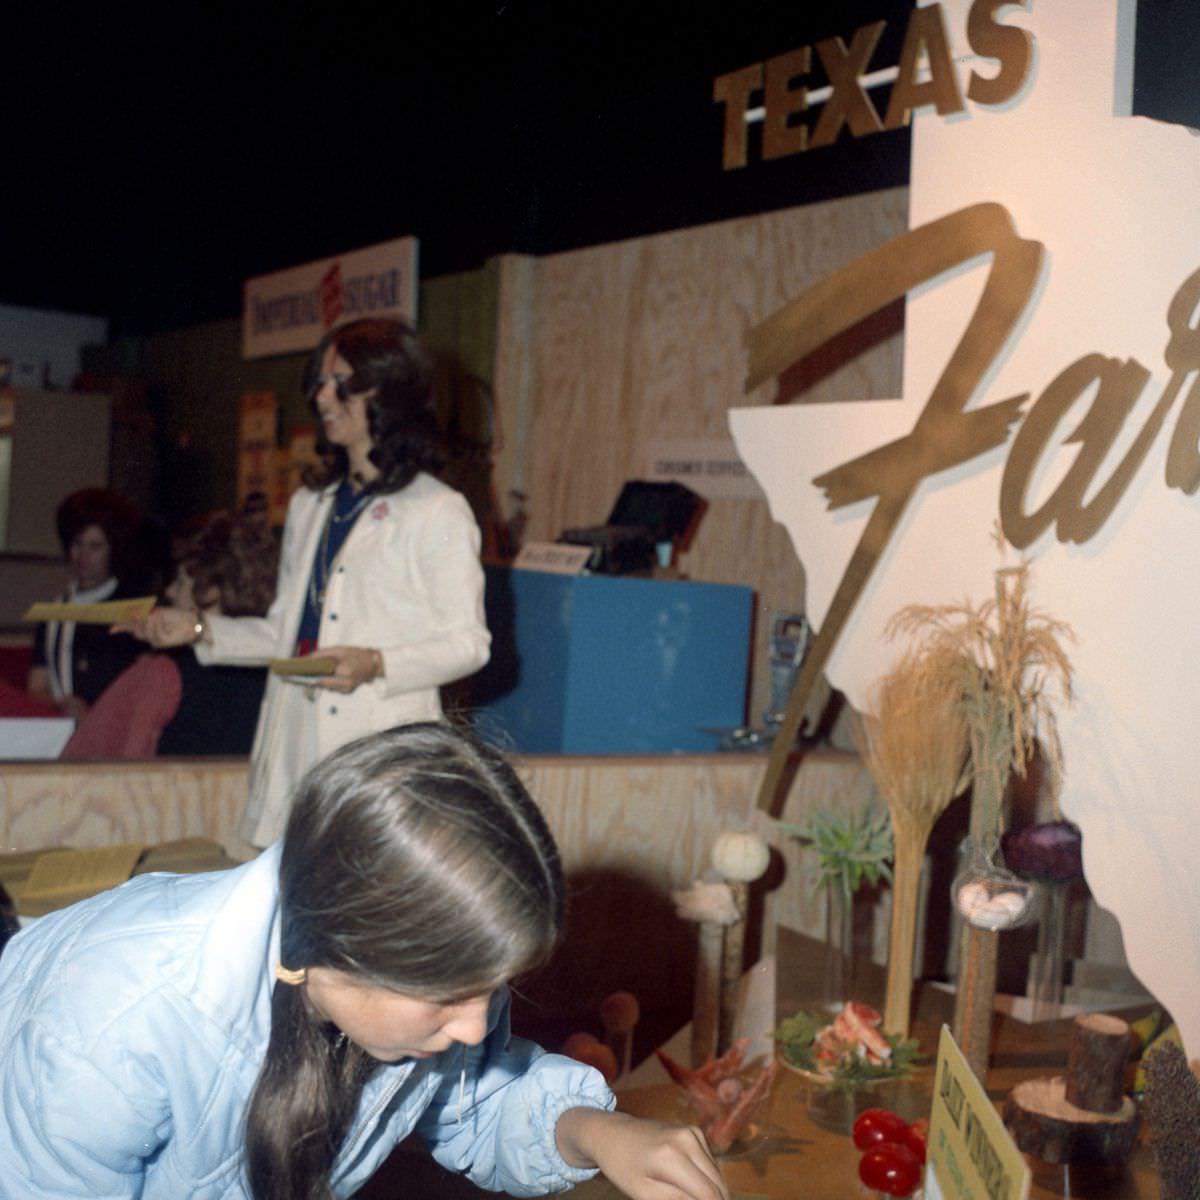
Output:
[
  {"xmin": 114, "ymin": 606, "xmax": 201, "ymax": 648},
  {"xmin": 555, "ymin": 1110, "xmax": 728, "ymax": 1200},
  {"xmin": 313, "ymin": 645, "xmax": 384, "ymax": 693}
]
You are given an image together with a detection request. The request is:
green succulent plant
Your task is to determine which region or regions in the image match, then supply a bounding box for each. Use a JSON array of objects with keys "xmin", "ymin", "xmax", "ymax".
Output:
[{"xmin": 778, "ymin": 804, "xmax": 895, "ymax": 904}]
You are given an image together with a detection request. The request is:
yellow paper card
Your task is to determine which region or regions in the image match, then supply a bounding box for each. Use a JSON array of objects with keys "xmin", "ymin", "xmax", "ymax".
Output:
[
  {"xmin": 269, "ymin": 655, "xmax": 338, "ymax": 676},
  {"xmin": 22, "ymin": 596, "xmax": 157, "ymax": 624},
  {"xmin": 11, "ymin": 843, "xmax": 146, "ymax": 916},
  {"xmin": 926, "ymin": 1025, "xmax": 1030, "ymax": 1200}
]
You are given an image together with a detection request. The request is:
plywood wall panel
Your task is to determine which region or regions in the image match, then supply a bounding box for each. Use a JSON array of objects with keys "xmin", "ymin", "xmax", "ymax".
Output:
[
  {"xmin": 0, "ymin": 752, "xmax": 876, "ymax": 1026},
  {"xmin": 0, "ymin": 760, "xmax": 257, "ymax": 861},
  {"xmin": 500, "ymin": 190, "xmax": 908, "ymax": 726},
  {"xmin": 0, "ymin": 751, "xmax": 870, "ymax": 934}
]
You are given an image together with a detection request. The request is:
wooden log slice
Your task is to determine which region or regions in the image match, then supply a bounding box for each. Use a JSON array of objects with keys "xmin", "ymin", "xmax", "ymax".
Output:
[
  {"xmin": 1003, "ymin": 1076, "xmax": 1140, "ymax": 1166},
  {"xmin": 1065, "ymin": 1013, "xmax": 1131, "ymax": 1113}
]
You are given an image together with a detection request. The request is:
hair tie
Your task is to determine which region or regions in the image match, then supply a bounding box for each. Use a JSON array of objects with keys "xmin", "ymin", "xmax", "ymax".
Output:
[{"xmin": 275, "ymin": 964, "xmax": 307, "ymax": 986}]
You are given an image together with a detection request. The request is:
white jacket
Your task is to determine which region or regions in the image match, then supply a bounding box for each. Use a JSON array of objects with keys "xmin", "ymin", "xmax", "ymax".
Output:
[
  {"xmin": 199, "ymin": 474, "xmax": 491, "ymax": 846},
  {"xmin": 0, "ymin": 847, "xmax": 612, "ymax": 1198}
]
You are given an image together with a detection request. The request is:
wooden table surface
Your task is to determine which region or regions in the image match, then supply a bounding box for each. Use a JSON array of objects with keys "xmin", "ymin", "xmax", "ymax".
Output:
[{"xmin": 579, "ymin": 929, "xmax": 1162, "ymax": 1199}]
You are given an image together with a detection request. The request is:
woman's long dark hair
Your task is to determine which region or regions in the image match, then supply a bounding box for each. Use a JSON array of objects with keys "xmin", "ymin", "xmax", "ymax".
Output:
[
  {"xmin": 243, "ymin": 723, "xmax": 564, "ymax": 1200},
  {"xmin": 301, "ymin": 317, "xmax": 445, "ymax": 494}
]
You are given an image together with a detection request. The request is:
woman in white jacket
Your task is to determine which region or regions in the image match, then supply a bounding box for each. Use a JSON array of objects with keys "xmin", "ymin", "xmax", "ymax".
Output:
[
  {"xmin": 0, "ymin": 724, "xmax": 727, "ymax": 1200},
  {"xmin": 131, "ymin": 318, "xmax": 490, "ymax": 846}
]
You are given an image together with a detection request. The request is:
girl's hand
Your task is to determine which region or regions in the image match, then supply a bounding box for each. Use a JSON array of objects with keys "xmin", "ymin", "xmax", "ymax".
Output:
[
  {"xmin": 313, "ymin": 645, "xmax": 384, "ymax": 693},
  {"xmin": 114, "ymin": 606, "xmax": 200, "ymax": 648},
  {"xmin": 555, "ymin": 1109, "xmax": 728, "ymax": 1200}
]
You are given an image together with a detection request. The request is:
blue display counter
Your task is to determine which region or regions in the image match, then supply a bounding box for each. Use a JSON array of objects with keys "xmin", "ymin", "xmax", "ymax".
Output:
[{"xmin": 471, "ymin": 566, "xmax": 753, "ymax": 754}]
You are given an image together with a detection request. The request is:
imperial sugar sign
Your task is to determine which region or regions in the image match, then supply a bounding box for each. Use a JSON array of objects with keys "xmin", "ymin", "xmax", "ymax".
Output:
[
  {"xmin": 731, "ymin": 0, "xmax": 1200, "ymax": 1057},
  {"xmin": 242, "ymin": 237, "xmax": 418, "ymax": 359}
]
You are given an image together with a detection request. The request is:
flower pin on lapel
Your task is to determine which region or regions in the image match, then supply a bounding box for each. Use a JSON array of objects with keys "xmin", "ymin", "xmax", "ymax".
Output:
[{"xmin": 370, "ymin": 501, "xmax": 390, "ymax": 521}]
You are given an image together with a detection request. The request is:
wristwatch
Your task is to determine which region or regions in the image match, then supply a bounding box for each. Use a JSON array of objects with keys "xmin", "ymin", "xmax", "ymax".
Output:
[{"xmin": 192, "ymin": 610, "xmax": 210, "ymax": 645}]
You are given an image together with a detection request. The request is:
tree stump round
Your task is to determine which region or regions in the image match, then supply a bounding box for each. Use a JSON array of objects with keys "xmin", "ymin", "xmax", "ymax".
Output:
[
  {"xmin": 1003, "ymin": 1013, "xmax": 1139, "ymax": 1166},
  {"xmin": 1004, "ymin": 1078, "xmax": 1139, "ymax": 1165}
]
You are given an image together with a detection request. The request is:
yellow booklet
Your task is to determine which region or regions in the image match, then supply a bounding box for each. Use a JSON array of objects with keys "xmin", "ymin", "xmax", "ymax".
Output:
[
  {"xmin": 9, "ymin": 843, "xmax": 146, "ymax": 917},
  {"xmin": 269, "ymin": 655, "xmax": 338, "ymax": 676},
  {"xmin": 22, "ymin": 596, "xmax": 157, "ymax": 624}
]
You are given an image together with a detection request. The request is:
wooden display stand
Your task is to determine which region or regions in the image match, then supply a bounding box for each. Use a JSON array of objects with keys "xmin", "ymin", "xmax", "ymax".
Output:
[
  {"xmin": 579, "ymin": 930, "xmax": 1162, "ymax": 1199},
  {"xmin": 1005, "ymin": 1013, "xmax": 1141, "ymax": 1167}
]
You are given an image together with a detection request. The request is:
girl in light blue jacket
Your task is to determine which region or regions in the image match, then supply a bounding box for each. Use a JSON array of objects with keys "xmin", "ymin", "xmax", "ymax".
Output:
[{"xmin": 0, "ymin": 723, "xmax": 727, "ymax": 1200}]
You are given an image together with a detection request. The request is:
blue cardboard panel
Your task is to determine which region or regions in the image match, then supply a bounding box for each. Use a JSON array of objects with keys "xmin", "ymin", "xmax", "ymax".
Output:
[
  {"xmin": 471, "ymin": 567, "xmax": 751, "ymax": 754},
  {"xmin": 471, "ymin": 567, "xmax": 571, "ymax": 752}
]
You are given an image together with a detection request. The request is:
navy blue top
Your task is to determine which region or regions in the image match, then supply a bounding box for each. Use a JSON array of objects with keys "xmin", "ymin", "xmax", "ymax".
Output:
[{"xmin": 294, "ymin": 481, "xmax": 372, "ymax": 651}]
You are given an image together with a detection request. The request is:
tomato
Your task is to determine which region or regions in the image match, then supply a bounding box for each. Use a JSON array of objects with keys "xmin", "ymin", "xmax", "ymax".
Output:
[
  {"xmin": 851, "ymin": 1107, "xmax": 910, "ymax": 1151},
  {"xmin": 901, "ymin": 1117, "xmax": 928, "ymax": 1164},
  {"xmin": 858, "ymin": 1143, "xmax": 923, "ymax": 1197}
]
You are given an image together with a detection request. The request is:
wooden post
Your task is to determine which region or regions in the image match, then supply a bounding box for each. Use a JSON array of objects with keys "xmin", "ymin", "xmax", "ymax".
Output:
[
  {"xmin": 952, "ymin": 924, "xmax": 999, "ymax": 1081},
  {"xmin": 692, "ymin": 923, "xmax": 723, "ymax": 1067},
  {"xmin": 953, "ymin": 733, "xmax": 1007, "ymax": 1081},
  {"xmin": 1065, "ymin": 1013, "xmax": 1131, "ymax": 1113},
  {"xmin": 670, "ymin": 878, "xmax": 742, "ymax": 1067},
  {"xmin": 883, "ymin": 831, "xmax": 923, "ymax": 1036},
  {"xmin": 709, "ymin": 830, "xmax": 770, "ymax": 1058},
  {"xmin": 718, "ymin": 881, "xmax": 747, "ymax": 1057}
]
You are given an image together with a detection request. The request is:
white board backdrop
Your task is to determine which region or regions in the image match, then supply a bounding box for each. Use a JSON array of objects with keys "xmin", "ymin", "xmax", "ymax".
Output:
[{"xmin": 732, "ymin": 0, "xmax": 1200, "ymax": 1056}]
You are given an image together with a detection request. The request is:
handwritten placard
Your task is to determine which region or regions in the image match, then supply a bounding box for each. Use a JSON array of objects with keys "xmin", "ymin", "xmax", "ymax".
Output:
[
  {"xmin": 926, "ymin": 1025, "xmax": 1030, "ymax": 1200},
  {"xmin": 513, "ymin": 542, "xmax": 592, "ymax": 575}
]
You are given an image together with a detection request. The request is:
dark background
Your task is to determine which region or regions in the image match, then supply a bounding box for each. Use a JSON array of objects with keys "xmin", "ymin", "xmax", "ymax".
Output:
[
  {"xmin": 2, "ymin": 1, "xmax": 916, "ymax": 335},
  {"xmin": 0, "ymin": 1, "xmax": 1192, "ymax": 338}
]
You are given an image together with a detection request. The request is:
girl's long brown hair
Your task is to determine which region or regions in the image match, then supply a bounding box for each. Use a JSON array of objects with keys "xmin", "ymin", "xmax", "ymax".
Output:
[{"xmin": 243, "ymin": 722, "xmax": 564, "ymax": 1200}]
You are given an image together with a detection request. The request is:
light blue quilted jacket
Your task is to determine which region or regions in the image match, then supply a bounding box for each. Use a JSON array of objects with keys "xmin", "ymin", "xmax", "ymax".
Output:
[{"xmin": 0, "ymin": 845, "xmax": 613, "ymax": 1197}]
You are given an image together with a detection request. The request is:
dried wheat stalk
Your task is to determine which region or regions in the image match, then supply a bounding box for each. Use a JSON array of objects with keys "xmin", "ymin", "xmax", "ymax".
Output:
[
  {"xmin": 887, "ymin": 560, "xmax": 1074, "ymax": 836},
  {"xmin": 861, "ymin": 649, "xmax": 969, "ymax": 1036},
  {"xmin": 886, "ymin": 554, "xmax": 1073, "ymax": 1078}
]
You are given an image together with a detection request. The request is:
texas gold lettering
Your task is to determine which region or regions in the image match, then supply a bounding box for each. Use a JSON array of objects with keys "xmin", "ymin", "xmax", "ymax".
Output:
[
  {"xmin": 763, "ymin": 48, "xmax": 810, "ymax": 160},
  {"xmin": 750, "ymin": 203, "xmax": 1043, "ymax": 813},
  {"xmin": 809, "ymin": 22, "xmax": 885, "ymax": 150},
  {"xmin": 713, "ymin": 2, "xmax": 1037, "ymax": 168},
  {"xmin": 713, "ymin": 63, "xmax": 765, "ymax": 170},
  {"xmin": 966, "ymin": 0, "xmax": 1034, "ymax": 106},
  {"xmin": 885, "ymin": 3, "xmax": 965, "ymax": 129}
]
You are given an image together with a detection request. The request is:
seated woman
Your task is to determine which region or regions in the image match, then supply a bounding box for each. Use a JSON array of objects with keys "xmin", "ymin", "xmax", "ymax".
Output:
[
  {"xmin": 27, "ymin": 487, "xmax": 148, "ymax": 721},
  {"xmin": 62, "ymin": 512, "xmax": 279, "ymax": 759}
]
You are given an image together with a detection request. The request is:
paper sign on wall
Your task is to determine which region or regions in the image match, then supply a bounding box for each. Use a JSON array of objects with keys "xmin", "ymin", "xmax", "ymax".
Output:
[
  {"xmin": 926, "ymin": 1025, "xmax": 1030, "ymax": 1200},
  {"xmin": 645, "ymin": 438, "xmax": 764, "ymax": 500},
  {"xmin": 242, "ymin": 237, "xmax": 418, "ymax": 360}
]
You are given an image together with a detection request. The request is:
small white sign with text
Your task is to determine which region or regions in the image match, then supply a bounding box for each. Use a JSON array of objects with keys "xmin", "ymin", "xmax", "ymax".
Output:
[{"xmin": 513, "ymin": 542, "xmax": 592, "ymax": 575}]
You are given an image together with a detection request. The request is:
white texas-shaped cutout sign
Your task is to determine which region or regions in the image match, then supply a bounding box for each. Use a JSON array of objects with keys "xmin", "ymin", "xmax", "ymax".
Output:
[{"xmin": 731, "ymin": 0, "xmax": 1200, "ymax": 1056}]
